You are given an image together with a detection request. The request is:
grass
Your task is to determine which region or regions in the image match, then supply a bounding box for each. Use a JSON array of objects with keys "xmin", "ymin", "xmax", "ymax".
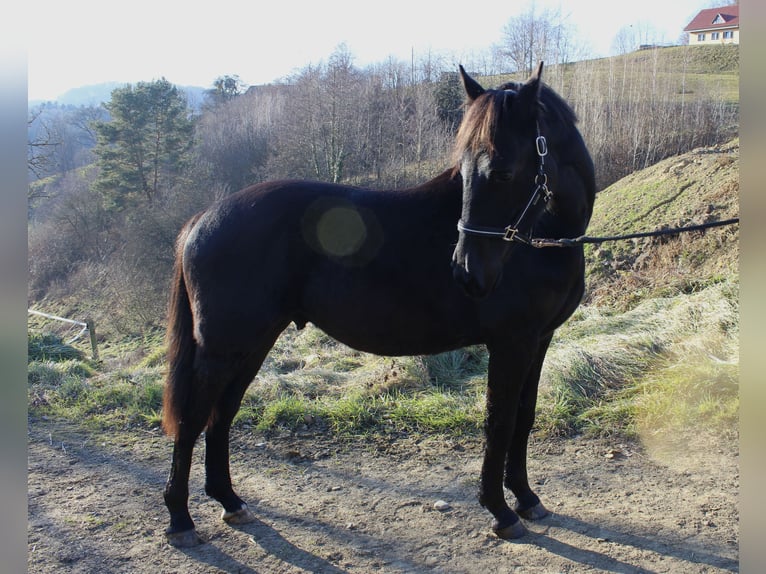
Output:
[
  {"xmin": 583, "ymin": 137, "xmax": 739, "ymax": 310},
  {"xmin": 28, "ymin": 276, "xmax": 737, "ymax": 446},
  {"xmin": 634, "ymin": 360, "xmax": 738, "ymax": 434},
  {"xmin": 29, "ymin": 333, "xmax": 165, "ymax": 430},
  {"xmin": 28, "ymin": 332, "xmax": 85, "ymax": 362},
  {"xmin": 535, "ymin": 277, "xmax": 738, "ymax": 440},
  {"xmin": 233, "ymin": 389, "xmax": 484, "ymax": 436},
  {"xmin": 231, "ymin": 340, "xmax": 487, "ymax": 436},
  {"xmin": 28, "ymin": 327, "xmax": 488, "ymax": 436}
]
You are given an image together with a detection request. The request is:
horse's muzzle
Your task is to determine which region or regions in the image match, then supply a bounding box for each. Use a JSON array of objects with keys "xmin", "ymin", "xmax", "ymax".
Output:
[{"xmin": 451, "ymin": 257, "xmax": 500, "ymax": 300}]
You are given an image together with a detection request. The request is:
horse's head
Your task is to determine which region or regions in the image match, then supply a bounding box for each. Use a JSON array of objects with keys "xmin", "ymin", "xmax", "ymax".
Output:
[{"xmin": 451, "ymin": 63, "xmax": 551, "ymax": 299}]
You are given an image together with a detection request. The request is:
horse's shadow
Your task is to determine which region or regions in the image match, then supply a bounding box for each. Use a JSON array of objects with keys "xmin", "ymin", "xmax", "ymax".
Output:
[
  {"xmin": 177, "ymin": 516, "xmax": 349, "ymax": 574},
  {"xmin": 176, "ymin": 507, "xmax": 738, "ymax": 574},
  {"xmin": 523, "ymin": 512, "xmax": 738, "ymax": 573}
]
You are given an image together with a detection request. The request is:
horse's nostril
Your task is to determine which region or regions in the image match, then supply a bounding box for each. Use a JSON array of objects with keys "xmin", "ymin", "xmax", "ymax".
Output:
[
  {"xmin": 451, "ymin": 261, "xmax": 465, "ymax": 283},
  {"xmin": 452, "ymin": 263, "xmax": 489, "ymax": 299}
]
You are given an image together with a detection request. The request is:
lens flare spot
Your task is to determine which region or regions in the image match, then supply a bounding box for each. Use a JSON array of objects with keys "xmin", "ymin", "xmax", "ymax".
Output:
[{"xmin": 316, "ymin": 206, "xmax": 368, "ymax": 258}]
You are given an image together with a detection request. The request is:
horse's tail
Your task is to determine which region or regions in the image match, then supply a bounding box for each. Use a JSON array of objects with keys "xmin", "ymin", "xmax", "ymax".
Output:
[{"xmin": 162, "ymin": 214, "xmax": 201, "ymax": 438}]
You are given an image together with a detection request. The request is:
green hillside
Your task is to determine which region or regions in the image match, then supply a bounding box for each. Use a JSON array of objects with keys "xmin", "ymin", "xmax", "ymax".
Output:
[
  {"xmin": 483, "ymin": 44, "xmax": 739, "ymax": 105},
  {"xmin": 532, "ymin": 137, "xmax": 738, "ymax": 443},
  {"xmin": 584, "ymin": 138, "xmax": 739, "ymax": 309},
  {"xmin": 579, "ymin": 45, "xmax": 739, "ymax": 104}
]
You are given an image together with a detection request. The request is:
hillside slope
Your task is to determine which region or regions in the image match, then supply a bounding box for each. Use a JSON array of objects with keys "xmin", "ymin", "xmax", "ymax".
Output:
[
  {"xmin": 583, "ymin": 138, "xmax": 739, "ymax": 309},
  {"xmin": 485, "ymin": 44, "xmax": 739, "ymax": 104}
]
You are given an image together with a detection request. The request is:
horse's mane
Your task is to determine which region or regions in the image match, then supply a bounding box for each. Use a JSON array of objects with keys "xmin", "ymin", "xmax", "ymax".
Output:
[{"xmin": 452, "ymin": 82, "xmax": 578, "ymax": 166}]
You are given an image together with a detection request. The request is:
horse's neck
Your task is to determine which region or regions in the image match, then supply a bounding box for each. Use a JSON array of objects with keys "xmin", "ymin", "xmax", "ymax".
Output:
[
  {"xmin": 542, "ymin": 129, "xmax": 595, "ymax": 234},
  {"xmin": 543, "ymin": 172, "xmax": 594, "ymax": 237},
  {"xmin": 410, "ymin": 168, "xmax": 462, "ymax": 195}
]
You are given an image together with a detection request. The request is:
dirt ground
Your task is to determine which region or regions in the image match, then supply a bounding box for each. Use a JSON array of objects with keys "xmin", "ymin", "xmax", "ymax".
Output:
[{"xmin": 28, "ymin": 417, "xmax": 738, "ymax": 573}]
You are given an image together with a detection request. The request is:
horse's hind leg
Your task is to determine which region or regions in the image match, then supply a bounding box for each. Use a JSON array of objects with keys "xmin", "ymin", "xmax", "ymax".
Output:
[
  {"xmin": 202, "ymin": 326, "xmax": 286, "ymax": 527},
  {"xmin": 165, "ymin": 424, "xmax": 207, "ymax": 546},
  {"xmin": 203, "ymin": 346, "xmax": 273, "ymax": 526},
  {"xmin": 164, "ymin": 350, "xmax": 230, "ymax": 546},
  {"xmin": 504, "ymin": 335, "xmax": 552, "ymax": 521},
  {"xmin": 165, "ymin": 344, "xmax": 269, "ymax": 545}
]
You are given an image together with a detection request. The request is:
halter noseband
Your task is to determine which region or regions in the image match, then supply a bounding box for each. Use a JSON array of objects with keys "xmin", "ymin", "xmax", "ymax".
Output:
[{"xmin": 457, "ymin": 126, "xmax": 552, "ymax": 245}]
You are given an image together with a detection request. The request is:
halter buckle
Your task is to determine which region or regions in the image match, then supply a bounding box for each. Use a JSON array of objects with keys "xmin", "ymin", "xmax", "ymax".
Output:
[{"xmin": 503, "ymin": 226, "xmax": 519, "ymax": 242}]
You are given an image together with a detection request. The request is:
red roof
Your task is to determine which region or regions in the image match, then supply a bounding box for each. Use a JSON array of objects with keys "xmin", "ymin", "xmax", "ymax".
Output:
[{"xmin": 684, "ymin": 6, "xmax": 739, "ymax": 32}]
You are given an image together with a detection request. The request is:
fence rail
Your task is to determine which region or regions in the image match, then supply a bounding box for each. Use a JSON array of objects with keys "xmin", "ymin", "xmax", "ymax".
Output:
[{"xmin": 28, "ymin": 309, "xmax": 99, "ymax": 360}]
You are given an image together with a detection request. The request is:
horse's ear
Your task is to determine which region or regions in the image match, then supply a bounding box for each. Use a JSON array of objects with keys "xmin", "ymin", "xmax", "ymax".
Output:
[
  {"xmin": 459, "ymin": 65, "xmax": 485, "ymax": 103},
  {"xmin": 522, "ymin": 61, "xmax": 544, "ymax": 97},
  {"xmin": 530, "ymin": 61, "xmax": 544, "ymax": 84},
  {"xmin": 518, "ymin": 61, "xmax": 544, "ymax": 118}
]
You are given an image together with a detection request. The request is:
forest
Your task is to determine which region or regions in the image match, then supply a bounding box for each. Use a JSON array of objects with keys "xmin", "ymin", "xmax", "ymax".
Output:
[{"xmin": 27, "ymin": 43, "xmax": 739, "ymax": 336}]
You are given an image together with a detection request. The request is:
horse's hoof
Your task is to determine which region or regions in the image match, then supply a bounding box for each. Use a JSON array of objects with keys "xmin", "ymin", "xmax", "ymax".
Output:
[
  {"xmin": 492, "ymin": 517, "xmax": 528, "ymax": 539},
  {"xmin": 166, "ymin": 528, "xmax": 204, "ymax": 547},
  {"xmin": 222, "ymin": 504, "xmax": 256, "ymax": 525},
  {"xmin": 517, "ymin": 501, "xmax": 549, "ymax": 521}
]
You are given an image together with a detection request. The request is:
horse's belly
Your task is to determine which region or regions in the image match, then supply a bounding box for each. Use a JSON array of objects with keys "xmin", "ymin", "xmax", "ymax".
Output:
[
  {"xmin": 312, "ymin": 319, "xmax": 478, "ymax": 357},
  {"xmin": 304, "ymin": 289, "xmax": 481, "ymax": 356}
]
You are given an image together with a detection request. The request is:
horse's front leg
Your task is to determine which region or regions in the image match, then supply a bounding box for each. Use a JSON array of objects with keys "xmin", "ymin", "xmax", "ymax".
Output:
[
  {"xmin": 480, "ymin": 341, "xmax": 535, "ymax": 539},
  {"xmin": 504, "ymin": 335, "xmax": 552, "ymax": 521}
]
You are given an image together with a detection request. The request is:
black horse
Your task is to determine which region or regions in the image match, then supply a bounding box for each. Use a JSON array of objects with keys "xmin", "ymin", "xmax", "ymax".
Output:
[{"xmin": 162, "ymin": 63, "xmax": 596, "ymax": 547}]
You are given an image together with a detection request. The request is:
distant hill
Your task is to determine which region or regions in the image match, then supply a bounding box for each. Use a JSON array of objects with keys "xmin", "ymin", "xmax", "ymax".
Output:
[
  {"xmin": 57, "ymin": 83, "xmax": 124, "ymax": 106},
  {"xmin": 29, "ymin": 83, "xmax": 209, "ymax": 110}
]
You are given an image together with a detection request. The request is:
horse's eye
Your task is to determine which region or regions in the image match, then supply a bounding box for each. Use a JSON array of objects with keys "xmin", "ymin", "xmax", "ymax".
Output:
[{"xmin": 491, "ymin": 170, "xmax": 513, "ymax": 182}]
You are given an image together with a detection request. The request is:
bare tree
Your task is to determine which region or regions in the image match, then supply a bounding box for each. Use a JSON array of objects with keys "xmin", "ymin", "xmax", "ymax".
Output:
[
  {"xmin": 28, "ymin": 104, "xmax": 104, "ymax": 187},
  {"xmin": 27, "ymin": 108, "xmax": 60, "ymax": 182},
  {"xmin": 268, "ymin": 45, "xmax": 363, "ymax": 183},
  {"xmin": 495, "ymin": 4, "xmax": 573, "ymax": 75},
  {"xmin": 610, "ymin": 22, "xmax": 663, "ymax": 55},
  {"xmin": 196, "ymin": 85, "xmax": 283, "ymax": 192},
  {"xmin": 563, "ymin": 45, "xmax": 738, "ymax": 189}
]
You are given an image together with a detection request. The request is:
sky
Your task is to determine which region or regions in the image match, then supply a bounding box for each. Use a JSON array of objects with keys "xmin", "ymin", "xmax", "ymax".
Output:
[{"xmin": 27, "ymin": 0, "xmax": 712, "ymax": 102}]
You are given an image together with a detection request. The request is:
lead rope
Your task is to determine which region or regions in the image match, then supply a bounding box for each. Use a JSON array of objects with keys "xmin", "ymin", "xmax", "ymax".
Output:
[{"xmin": 529, "ymin": 217, "xmax": 740, "ymax": 248}]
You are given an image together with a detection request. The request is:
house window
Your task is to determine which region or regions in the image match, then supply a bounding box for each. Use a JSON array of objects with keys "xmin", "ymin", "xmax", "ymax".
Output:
[
  {"xmin": 723, "ymin": 30, "xmax": 733, "ymax": 39},
  {"xmin": 697, "ymin": 33, "xmax": 706, "ymax": 41},
  {"xmin": 711, "ymin": 32, "xmax": 720, "ymax": 40}
]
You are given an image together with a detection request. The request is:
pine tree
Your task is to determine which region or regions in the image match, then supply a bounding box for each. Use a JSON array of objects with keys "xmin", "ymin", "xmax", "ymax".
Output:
[{"xmin": 92, "ymin": 78, "xmax": 194, "ymax": 209}]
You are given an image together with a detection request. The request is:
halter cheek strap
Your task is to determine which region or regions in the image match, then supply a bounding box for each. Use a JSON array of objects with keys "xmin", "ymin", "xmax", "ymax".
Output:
[{"xmin": 457, "ymin": 124, "xmax": 552, "ymax": 245}]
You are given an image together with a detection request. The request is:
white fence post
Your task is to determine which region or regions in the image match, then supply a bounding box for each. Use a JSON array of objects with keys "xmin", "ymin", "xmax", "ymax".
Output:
[{"xmin": 28, "ymin": 309, "xmax": 99, "ymax": 360}]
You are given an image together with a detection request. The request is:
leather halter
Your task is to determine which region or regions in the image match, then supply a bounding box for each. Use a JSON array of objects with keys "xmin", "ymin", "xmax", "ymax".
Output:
[{"xmin": 457, "ymin": 127, "xmax": 552, "ymax": 245}]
